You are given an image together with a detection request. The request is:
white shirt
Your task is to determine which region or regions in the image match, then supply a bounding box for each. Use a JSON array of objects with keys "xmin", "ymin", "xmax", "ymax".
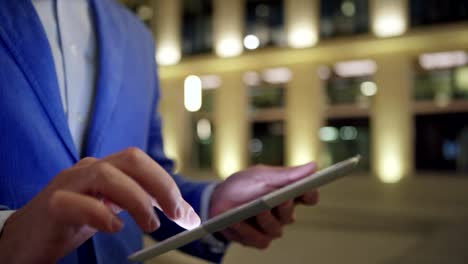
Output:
[{"xmin": 33, "ymin": 0, "xmax": 97, "ymax": 153}]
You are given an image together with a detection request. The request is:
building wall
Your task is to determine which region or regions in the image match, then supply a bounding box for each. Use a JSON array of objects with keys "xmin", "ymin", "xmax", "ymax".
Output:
[{"xmin": 130, "ymin": 1, "xmax": 468, "ymax": 182}]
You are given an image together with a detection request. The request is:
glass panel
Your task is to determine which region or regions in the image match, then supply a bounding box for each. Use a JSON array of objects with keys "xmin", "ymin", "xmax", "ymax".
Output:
[
  {"xmin": 182, "ymin": 0, "xmax": 213, "ymax": 55},
  {"xmin": 191, "ymin": 117, "xmax": 214, "ymax": 169},
  {"xmin": 321, "ymin": 118, "xmax": 371, "ymax": 171},
  {"xmin": 249, "ymin": 85, "xmax": 285, "ymax": 110},
  {"xmin": 410, "ymin": 0, "xmax": 468, "ymax": 27},
  {"xmin": 320, "ymin": 0, "xmax": 369, "ymax": 39},
  {"xmin": 250, "ymin": 121, "xmax": 284, "ymax": 166},
  {"xmin": 414, "ymin": 66, "xmax": 468, "ymax": 102},
  {"xmin": 415, "ymin": 113, "xmax": 468, "ymax": 173},
  {"xmin": 245, "ymin": 0, "xmax": 285, "ymax": 48},
  {"xmin": 326, "ymin": 76, "xmax": 374, "ymax": 106}
]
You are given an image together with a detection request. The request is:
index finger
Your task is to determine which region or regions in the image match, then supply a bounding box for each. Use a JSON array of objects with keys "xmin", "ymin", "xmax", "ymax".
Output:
[{"xmin": 103, "ymin": 148, "xmax": 200, "ymax": 229}]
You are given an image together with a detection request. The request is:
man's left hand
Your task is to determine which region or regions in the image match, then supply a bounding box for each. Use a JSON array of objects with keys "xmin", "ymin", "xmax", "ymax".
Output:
[{"xmin": 209, "ymin": 162, "xmax": 319, "ymax": 249}]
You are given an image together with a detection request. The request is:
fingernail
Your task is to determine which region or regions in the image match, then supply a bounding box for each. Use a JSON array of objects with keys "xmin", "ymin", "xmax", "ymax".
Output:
[
  {"xmin": 111, "ymin": 216, "xmax": 124, "ymax": 232},
  {"xmin": 172, "ymin": 202, "xmax": 201, "ymax": 230},
  {"xmin": 187, "ymin": 207, "xmax": 201, "ymax": 228},
  {"xmin": 174, "ymin": 199, "xmax": 184, "ymax": 219}
]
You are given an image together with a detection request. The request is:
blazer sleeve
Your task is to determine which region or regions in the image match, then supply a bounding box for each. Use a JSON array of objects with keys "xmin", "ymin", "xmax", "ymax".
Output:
[{"xmin": 145, "ymin": 67, "xmax": 226, "ymax": 263}]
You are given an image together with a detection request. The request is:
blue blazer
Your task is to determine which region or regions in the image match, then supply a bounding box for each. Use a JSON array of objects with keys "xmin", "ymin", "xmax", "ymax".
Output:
[{"xmin": 0, "ymin": 0, "xmax": 223, "ymax": 263}]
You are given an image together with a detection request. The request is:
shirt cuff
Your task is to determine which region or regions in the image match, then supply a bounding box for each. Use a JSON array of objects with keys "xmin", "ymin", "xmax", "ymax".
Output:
[
  {"xmin": 0, "ymin": 210, "xmax": 16, "ymax": 237},
  {"xmin": 200, "ymin": 182, "xmax": 229, "ymax": 254}
]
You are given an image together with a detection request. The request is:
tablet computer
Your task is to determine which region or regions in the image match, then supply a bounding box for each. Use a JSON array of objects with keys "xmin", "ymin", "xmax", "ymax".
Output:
[{"xmin": 128, "ymin": 155, "xmax": 360, "ymax": 262}]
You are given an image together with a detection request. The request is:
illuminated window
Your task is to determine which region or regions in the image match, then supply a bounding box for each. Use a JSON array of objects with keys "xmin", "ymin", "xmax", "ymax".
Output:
[
  {"xmin": 320, "ymin": 0, "xmax": 369, "ymax": 38},
  {"xmin": 321, "ymin": 61, "xmax": 377, "ymax": 107},
  {"xmin": 188, "ymin": 75, "xmax": 219, "ymax": 170},
  {"xmin": 245, "ymin": 69, "xmax": 288, "ymax": 111},
  {"xmin": 246, "ymin": 68, "xmax": 287, "ymax": 166},
  {"xmin": 245, "ymin": 0, "xmax": 285, "ymax": 49},
  {"xmin": 414, "ymin": 51, "xmax": 468, "ymax": 104},
  {"xmin": 410, "ymin": 0, "xmax": 468, "ymax": 27},
  {"xmin": 182, "ymin": 0, "xmax": 213, "ymax": 55},
  {"xmin": 321, "ymin": 118, "xmax": 371, "ymax": 171}
]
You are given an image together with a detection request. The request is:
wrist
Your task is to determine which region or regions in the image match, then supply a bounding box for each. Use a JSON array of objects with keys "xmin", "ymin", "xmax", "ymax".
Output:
[
  {"xmin": 0, "ymin": 211, "xmax": 23, "ymax": 263},
  {"xmin": 0, "ymin": 209, "xmax": 60, "ymax": 264}
]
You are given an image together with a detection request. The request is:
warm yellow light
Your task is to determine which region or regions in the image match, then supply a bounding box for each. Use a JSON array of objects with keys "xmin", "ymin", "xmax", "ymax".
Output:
[
  {"xmin": 379, "ymin": 154, "xmax": 403, "ymax": 183},
  {"xmin": 373, "ymin": 13, "xmax": 406, "ymax": 37},
  {"xmin": 216, "ymin": 37, "xmax": 243, "ymax": 58},
  {"xmin": 156, "ymin": 44, "xmax": 181, "ymax": 66},
  {"xmin": 289, "ymin": 147, "xmax": 315, "ymax": 167},
  {"xmin": 455, "ymin": 67, "xmax": 468, "ymax": 91},
  {"xmin": 376, "ymin": 136, "xmax": 405, "ymax": 184},
  {"xmin": 163, "ymin": 134, "xmax": 181, "ymax": 172},
  {"xmin": 218, "ymin": 148, "xmax": 242, "ymax": 179},
  {"xmin": 288, "ymin": 26, "xmax": 318, "ymax": 48},
  {"xmin": 184, "ymin": 75, "xmax": 202, "ymax": 112}
]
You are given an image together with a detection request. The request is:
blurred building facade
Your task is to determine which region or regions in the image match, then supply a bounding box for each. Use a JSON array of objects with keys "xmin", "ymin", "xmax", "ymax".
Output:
[{"xmin": 122, "ymin": 0, "xmax": 468, "ymax": 182}]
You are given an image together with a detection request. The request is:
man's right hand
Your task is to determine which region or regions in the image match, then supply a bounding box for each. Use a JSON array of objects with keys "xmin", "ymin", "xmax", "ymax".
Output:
[{"xmin": 0, "ymin": 147, "xmax": 200, "ymax": 264}]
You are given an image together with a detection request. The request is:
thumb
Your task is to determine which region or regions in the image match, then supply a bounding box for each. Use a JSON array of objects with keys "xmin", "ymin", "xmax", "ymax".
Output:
[{"xmin": 263, "ymin": 162, "xmax": 317, "ymax": 188}]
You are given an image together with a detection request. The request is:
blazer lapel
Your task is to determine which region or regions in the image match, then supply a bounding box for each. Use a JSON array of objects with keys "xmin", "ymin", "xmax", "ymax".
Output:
[
  {"xmin": 85, "ymin": 0, "xmax": 126, "ymax": 157},
  {"xmin": 0, "ymin": 0, "xmax": 79, "ymax": 161}
]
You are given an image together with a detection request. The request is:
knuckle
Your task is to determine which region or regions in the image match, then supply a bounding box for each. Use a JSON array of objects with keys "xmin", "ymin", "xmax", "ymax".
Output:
[
  {"xmin": 81, "ymin": 157, "xmax": 98, "ymax": 164},
  {"xmin": 92, "ymin": 162, "xmax": 112, "ymax": 178},
  {"xmin": 123, "ymin": 147, "xmax": 145, "ymax": 163}
]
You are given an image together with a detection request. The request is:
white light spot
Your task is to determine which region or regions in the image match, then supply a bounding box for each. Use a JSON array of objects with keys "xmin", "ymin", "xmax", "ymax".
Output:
[
  {"xmin": 419, "ymin": 51, "xmax": 468, "ymax": 70},
  {"xmin": 196, "ymin": 118, "xmax": 212, "ymax": 141},
  {"xmin": 319, "ymin": 127, "xmax": 339, "ymax": 142},
  {"xmin": 360, "ymin": 81, "xmax": 378, "ymax": 96},
  {"xmin": 184, "ymin": 75, "xmax": 202, "ymax": 112},
  {"xmin": 249, "ymin": 138, "xmax": 263, "ymax": 153},
  {"xmin": 341, "ymin": 1, "xmax": 356, "ymax": 17},
  {"xmin": 334, "ymin": 59, "xmax": 377, "ymax": 78},
  {"xmin": 340, "ymin": 126, "xmax": 358, "ymax": 140},
  {"xmin": 262, "ymin": 67, "xmax": 292, "ymax": 84},
  {"xmin": 243, "ymin": 35, "xmax": 260, "ymax": 50}
]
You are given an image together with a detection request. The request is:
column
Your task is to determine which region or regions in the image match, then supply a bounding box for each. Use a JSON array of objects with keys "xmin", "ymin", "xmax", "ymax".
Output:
[
  {"xmin": 370, "ymin": 0, "xmax": 409, "ymax": 38},
  {"xmin": 213, "ymin": 0, "xmax": 244, "ymax": 57},
  {"xmin": 159, "ymin": 78, "xmax": 190, "ymax": 172},
  {"xmin": 285, "ymin": 0, "xmax": 320, "ymax": 48},
  {"xmin": 151, "ymin": 0, "xmax": 182, "ymax": 65},
  {"xmin": 371, "ymin": 55, "xmax": 413, "ymax": 183},
  {"xmin": 214, "ymin": 72, "xmax": 248, "ymax": 178},
  {"xmin": 286, "ymin": 64, "xmax": 325, "ymax": 166}
]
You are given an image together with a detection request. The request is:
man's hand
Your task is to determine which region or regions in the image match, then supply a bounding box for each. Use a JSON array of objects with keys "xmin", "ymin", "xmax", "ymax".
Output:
[
  {"xmin": 0, "ymin": 148, "xmax": 200, "ymax": 264},
  {"xmin": 209, "ymin": 163, "xmax": 318, "ymax": 249}
]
